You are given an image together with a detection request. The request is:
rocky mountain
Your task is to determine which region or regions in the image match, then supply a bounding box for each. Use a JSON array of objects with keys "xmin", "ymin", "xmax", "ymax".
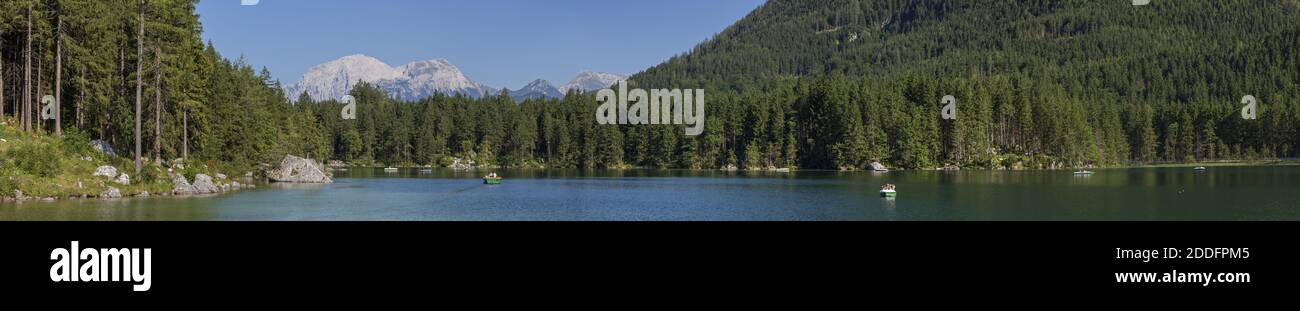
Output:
[
  {"xmin": 285, "ymin": 55, "xmax": 404, "ymax": 101},
  {"xmin": 560, "ymin": 70, "xmax": 626, "ymax": 93},
  {"xmin": 507, "ymin": 71, "xmax": 627, "ymax": 101},
  {"xmin": 288, "ymin": 55, "xmax": 626, "ymax": 102},
  {"xmin": 286, "ymin": 55, "xmax": 491, "ymax": 101},
  {"xmin": 376, "ymin": 58, "xmax": 489, "ymax": 100},
  {"xmin": 510, "ymin": 79, "xmax": 565, "ymax": 101}
]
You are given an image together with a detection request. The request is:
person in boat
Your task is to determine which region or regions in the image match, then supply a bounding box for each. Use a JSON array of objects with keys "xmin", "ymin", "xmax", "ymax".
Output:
[
  {"xmin": 487, "ymin": 172, "xmax": 499, "ymax": 179},
  {"xmin": 881, "ymin": 184, "xmax": 895, "ymax": 191}
]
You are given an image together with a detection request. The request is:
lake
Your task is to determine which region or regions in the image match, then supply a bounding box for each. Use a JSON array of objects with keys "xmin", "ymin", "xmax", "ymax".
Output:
[{"xmin": 3, "ymin": 166, "xmax": 1299, "ymax": 220}]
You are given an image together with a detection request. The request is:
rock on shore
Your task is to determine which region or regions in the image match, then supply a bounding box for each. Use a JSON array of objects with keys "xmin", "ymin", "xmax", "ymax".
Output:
[
  {"xmin": 99, "ymin": 187, "xmax": 122, "ymax": 199},
  {"xmin": 869, "ymin": 162, "xmax": 888, "ymax": 171},
  {"xmin": 267, "ymin": 155, "xmax": 333, "ymax": 183},
  {"xmin": 172, "ymin": 174, "xmax": 196, "ymax": 195},
  {"xmin": 192, "ymin": 174, "xmax": 219, "ymax": 193}
]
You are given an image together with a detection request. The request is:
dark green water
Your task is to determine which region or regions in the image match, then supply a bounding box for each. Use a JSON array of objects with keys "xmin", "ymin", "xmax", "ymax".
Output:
[{"xmin": 2, "ymin": 166, "xmax": 1298, "ymax": 220}]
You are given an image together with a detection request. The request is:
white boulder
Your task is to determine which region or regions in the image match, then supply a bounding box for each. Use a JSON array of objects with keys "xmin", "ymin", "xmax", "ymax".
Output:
[
  {"xmin": 267, "ymin": 155, "xmax": 333, "ymax": 183},
  {"xmin": 99, "ymin": 187, "xmax": 122, "ymax": 199},
  {"xmin": 192, "ymin": 174, "xmax": 219, "ymax": 194},
  {"xmin": 172, "ymin": 174, "xmax": 196, "ymax": 195},
  {"xmin": 93, "ymin": 165, "xmax": 119, "ymax": 178}
]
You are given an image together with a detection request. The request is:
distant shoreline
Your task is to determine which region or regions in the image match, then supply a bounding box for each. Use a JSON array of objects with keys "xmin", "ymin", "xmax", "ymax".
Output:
[
  {"xmin": 1122, "ymin": 160, "xmax": 1300, "ymax": 169},
  {"xmin": 335, "ymin": 159, "xmax": 1300, "ymax": 172}
]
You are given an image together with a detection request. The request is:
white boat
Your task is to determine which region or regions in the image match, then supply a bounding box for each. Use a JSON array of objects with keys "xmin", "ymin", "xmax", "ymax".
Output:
[
  {"xmin": 879, "ymin": 184, "xmax": 898, "ymax": 197},
  {"xmin": 1073, "ymin": 170, "xmax": 1095, "ymax": 175},
  {"xmin": 1193, "ymin": 166, "xmax": 1208, "ymax": 171},
  {"xmin": 383, "ymin": 167, "xmax": 399, "ymax": 172}
]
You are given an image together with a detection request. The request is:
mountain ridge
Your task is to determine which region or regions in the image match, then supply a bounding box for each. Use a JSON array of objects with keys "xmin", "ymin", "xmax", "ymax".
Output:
[{"xmin": 287, "ymin": 55, "xmax": 625, "ymax": 102}]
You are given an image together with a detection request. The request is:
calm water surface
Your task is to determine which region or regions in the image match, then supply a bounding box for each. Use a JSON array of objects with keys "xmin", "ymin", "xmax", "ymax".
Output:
[{"xmin": 3, "ymin": 166, "xmax": 1299, "ymax": 220}]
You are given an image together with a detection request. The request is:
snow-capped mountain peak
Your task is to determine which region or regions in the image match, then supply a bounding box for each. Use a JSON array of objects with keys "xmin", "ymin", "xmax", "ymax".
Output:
[
  {"xmin": 288, "ymin": 55, "xmax": 625, "ymax": 102},
  {"xmin": 288, "ymin": 55, "xmax": 489, "ymax": 101},
  {"xmin": 382, "ymin": 58, "xmax": 486, "ymax": 100},
  {"xmin": 286, "ymin": 54, "xmax": 402, "ymax": 101},
  {"xmin": 560, "ymin": 70, "xmax": 627, "ymax": 93}
]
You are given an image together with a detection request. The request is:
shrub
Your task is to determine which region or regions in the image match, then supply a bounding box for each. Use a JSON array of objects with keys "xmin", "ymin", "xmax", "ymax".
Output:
[
  {"xmin": 59, "ymin": 129, "xmax": 94, "ymax": 157},
  {"xmin": 437, "ymin": 155, "xmax": 455, "ymax": 167},
  {"xmin": 6, "ymin": 143, "xmax": 63, "ymax": 178}
]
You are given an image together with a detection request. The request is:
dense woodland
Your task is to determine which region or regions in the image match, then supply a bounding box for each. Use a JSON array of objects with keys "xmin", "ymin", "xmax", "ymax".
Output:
[
  {"xmin": 0, "ymin": 0, "xmax": 327, "ymax": 175},
  {"xmin": 2, "ymin": 0, "xmax": 1299, "ymax": 174}
]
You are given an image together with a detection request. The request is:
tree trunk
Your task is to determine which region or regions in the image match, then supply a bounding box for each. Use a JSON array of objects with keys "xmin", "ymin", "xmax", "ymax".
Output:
[
  {"xmin": 154, "ymin": 47, "xmax": 162, "ymax": 162},
  {"xmin": 55, "ymin": 17, "xmax": 63, "ymax": 136},
  {"xmin": 36, "ymin": 44, "xmax": 42, "ymax": 133},
  {"xmin": 183, "ymin": 109, "xmax": 189, "ymax": 160},
  {"xmin": 78, "ymin": 68, "xmax": 85, "ymax": 128},
  {"xmin": 135, "ymin": 0, "xmax": 144, "ymax": 175},
  {"xmin": 1, "ymin": 26, "xmax": 5, "ymax": 119},
  {"xmin": 24, "ymin": 6, "xmax": 33, "ymax": 132}
]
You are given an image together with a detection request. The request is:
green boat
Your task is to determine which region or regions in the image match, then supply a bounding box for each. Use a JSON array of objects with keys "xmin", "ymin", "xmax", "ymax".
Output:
[
  {"xmin": 484, "ymin": 177, "xmax": 503, "ymax": 185},
  {"xmin": 880, "ymin": 189, "xmax": 897, "ymax": 198}
]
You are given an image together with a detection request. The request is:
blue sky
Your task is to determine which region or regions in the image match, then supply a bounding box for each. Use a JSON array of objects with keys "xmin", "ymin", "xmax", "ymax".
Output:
[{"xmin": 197, "ymin": 0, "xmax": 765, "ymax": 89}]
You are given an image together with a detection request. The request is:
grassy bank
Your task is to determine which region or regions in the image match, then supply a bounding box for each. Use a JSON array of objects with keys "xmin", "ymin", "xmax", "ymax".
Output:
[{"xmin": 0, "ymin": 118, "xmax": 251, "ymax": 200}]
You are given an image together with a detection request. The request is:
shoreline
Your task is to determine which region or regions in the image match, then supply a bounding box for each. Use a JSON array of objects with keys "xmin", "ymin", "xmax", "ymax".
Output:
[
  {"xmin": 8, "ymin": 160, "xmax": 1296, "ymax": 204},
  {"xmin": 1121, "ymin": 160, "xmax": 1300, "ymax": 169},
  {"xmin": 336, "ymin": 159, "xmax": 1300, "ymax": 172},
  {"xmin": 2, "ymin": 177, "xmax": 261, "ymax": 203}
]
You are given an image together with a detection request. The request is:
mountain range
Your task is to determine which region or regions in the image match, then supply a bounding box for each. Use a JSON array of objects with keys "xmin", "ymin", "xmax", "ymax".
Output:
[{"xmin": 285, "ymin": 54, "xmax": 625, "ymax": 102}]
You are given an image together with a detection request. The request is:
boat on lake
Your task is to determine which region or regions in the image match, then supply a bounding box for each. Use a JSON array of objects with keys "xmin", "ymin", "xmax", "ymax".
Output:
[
  {"xmin": 484, "ymin": 173, "xmax": 503, "ymax": 185},
  {"xmin": 1193, "ymin": 166, "xmax": 1208, "ymax": 171},
  {"xmin": 879, "ymin": 184, "xmax": 897, "ymax": 197},
  {"xmin": 383, "ymin": 167, "xmax": 399, "ymax": 172},
  {"xmin": 1073, "ymin": 170, "xmax": 1095, "ymax": 176}
]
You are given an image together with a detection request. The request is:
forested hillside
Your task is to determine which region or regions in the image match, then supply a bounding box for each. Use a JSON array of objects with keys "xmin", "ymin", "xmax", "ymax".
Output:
[
  {"xmin": 0, "ymin": 0, "xmax": 328, "ymax": 172},
  {"xmin": 624, "ymin": 0, "xmax": 1300, "ymax": 169},
  {"xmin": 295, "ymin": 0, "xmax": 1300, "ymax": 170}
]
